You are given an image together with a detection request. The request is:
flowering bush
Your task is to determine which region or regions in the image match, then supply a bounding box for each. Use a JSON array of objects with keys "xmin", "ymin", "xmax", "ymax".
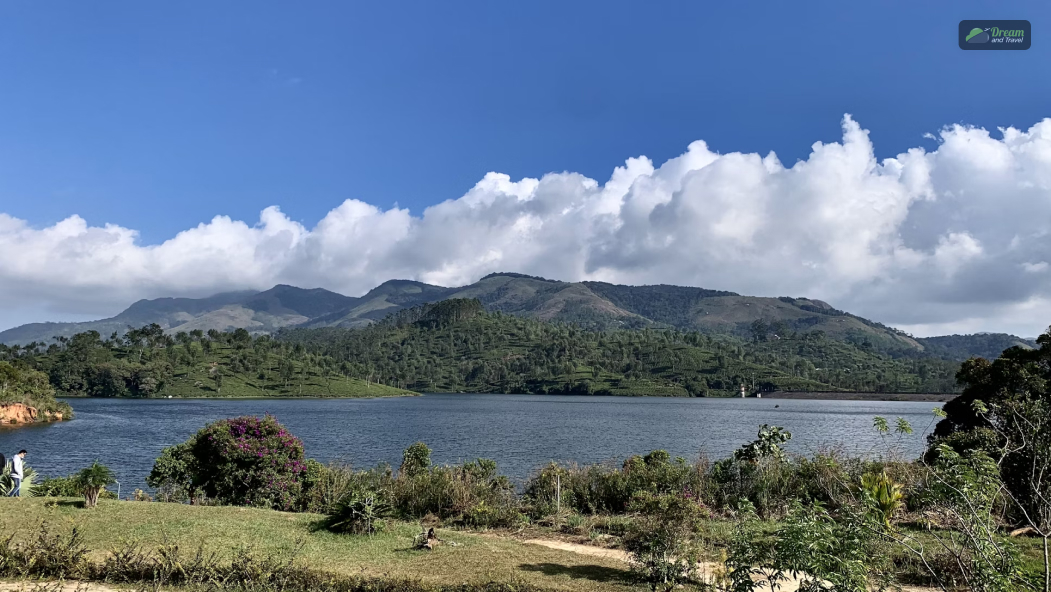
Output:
[{"xmin": 148, "ymin": 414, "xmax": 306, "ymax": 510}]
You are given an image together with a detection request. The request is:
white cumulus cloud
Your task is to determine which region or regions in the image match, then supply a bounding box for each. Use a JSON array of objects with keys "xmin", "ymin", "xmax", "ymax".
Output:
[{"xmin": 3, "ymin": 114, "xmax": 1051, "ymax": 337}]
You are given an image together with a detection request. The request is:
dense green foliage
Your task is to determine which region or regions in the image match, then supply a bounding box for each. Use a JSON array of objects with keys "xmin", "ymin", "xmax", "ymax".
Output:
[
  {"xmin": 524, "ymin": 451, "xmax": 704, "ymax": 516},
  {"xmin": 0, "ymin": 325, "xmax": 412, "ymax": 398},
  {"xmin": 277, "ymin": 299, "xmax": 958, "ymax": 395},
  {"xmin": 148, "ymin": 415, "xmax": 308, "ymax": 510},
  {"xmin": 0, "ymin": 360, "xmax": 72, "ymax": 419},
  {"xmin": 35, "ymin": 473, "xmax": 115, "ymax": 500},
  {"xmin": 1, "ymin": 296, "xmax": 964, "ymax": 398},
  {"xmin": 934, "ymin": 330, "xmax": 1051, "ymax": 438},
  {"xmin": 917, "ymin": 333, "xmax": 1036, "ymax": 362},
  {"xmin": 930, "ymin": 326, "xmax": 1051, "ymax": 586},
  {"xmin": 308, "ymin": 451, "xmax": 521, "ymax": 531}
]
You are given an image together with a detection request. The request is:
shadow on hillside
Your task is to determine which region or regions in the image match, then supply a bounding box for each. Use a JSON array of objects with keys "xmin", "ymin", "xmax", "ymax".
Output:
[
  {"xmin": 43, "ymin": 499, "xmax": 85, "ymax": 509},
  {"xmin": 518, "ymin": 562, "xmax": 631, "ymax": 584}
]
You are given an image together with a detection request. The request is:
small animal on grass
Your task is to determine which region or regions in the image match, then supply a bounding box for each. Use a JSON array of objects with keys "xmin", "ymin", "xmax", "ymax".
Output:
[{"xmin": 413, "ymin": 527, "xmax": 461, "ymax": 550}]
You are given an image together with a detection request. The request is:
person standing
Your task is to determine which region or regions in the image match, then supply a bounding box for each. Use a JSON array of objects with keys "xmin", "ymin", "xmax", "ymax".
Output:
[{"xmin": 8, "ymin": 450, "xmax": 26, "ymax": 497}]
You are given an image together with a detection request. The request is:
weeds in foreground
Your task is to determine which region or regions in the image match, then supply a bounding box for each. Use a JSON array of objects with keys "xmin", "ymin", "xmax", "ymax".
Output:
[{"xmin": 0, "ymin": 522, "xmax": 548, "ymax": 592}]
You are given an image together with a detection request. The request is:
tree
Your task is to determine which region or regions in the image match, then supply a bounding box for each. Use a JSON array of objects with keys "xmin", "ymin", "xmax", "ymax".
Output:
[
  {"xmin": 231, "ymin": 328, "xmax": 251, "ymax": 344},
  {"xmin": 209, "ymin": 363, "xmax": 224, "ymax": 393},
  {"xmin": 931, "ymin": 326, "xmax": 1051, "ymax": 590},
  {"xmin": 770, "ymin": 320, "xmax": 790, "ymax": 339},
  {"xmin": 278, "ymin": 358, "xmax": 295, "ymax": 389},
  {"xmin": 750, "ymin": 319, "xmax": 769, "ymax": 343},
  {"xmin": 76, "ymin": 461, "xmax": 116, "ymax": 508},
  {"xmin": 148, "ymin": 415, "xmax": 306, "ymax": 510}
]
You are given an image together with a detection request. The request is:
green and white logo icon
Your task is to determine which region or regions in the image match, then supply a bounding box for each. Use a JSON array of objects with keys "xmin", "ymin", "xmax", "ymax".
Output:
[
  {"xmin": 966, "ymin": 27, "xmax": 990, "ymax": 43},
  {"xmin": 960, "ymin": 20, "xmax": 1030, "ymax": 50}
]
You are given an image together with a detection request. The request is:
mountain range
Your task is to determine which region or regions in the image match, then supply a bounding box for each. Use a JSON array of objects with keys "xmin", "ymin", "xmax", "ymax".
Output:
[{"xmin": 1, "ymin": 272, "xmax": 1035, "ymax": 361}]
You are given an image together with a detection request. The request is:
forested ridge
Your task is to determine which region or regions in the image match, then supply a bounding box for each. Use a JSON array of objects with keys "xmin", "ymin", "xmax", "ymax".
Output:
[
  {"xmin": 277, "ymin": 299, "xmax": 960, "ymax": 396},
  {"xmin": 0, "ymin": 298, "xmax": 962, "ymax": 398}
]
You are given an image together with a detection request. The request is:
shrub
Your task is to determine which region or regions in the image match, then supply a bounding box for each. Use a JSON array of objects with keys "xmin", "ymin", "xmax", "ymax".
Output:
[
  {"xmin": 296, "ymin": 458, "xmax": 329, "ymax": 512},
  {"xmin": 147, "ymin": 441, "xmax": 193, "ymax": 502},
  {"xmin": 36, "ymin": 475, "xmax": 80, "ymax": 497},
  {"xmin": 400, "ymin": 442, "xmax": 432, "ymax": 477},
  {"xmin": 523, "ymin": 451, "xmax": 707, "ymax": 517},
  {"xmin": 0, "ymin": 522, "xmax": 89, "ymax": 579},
  {"xmin": 389, "ymin": 444, "xmax": 521, "ymax": 527},
  {"xmin": 148, "ymin": 414, "xmax": 307, "ymax": 510},
  {"xmin": 708, "ymin": 426, "xmax": 803, "ymax": 518},
  {"xmin": 37, "ymin": 474, "xmax": 117, "ymax": 500},
  {"xmin": 326, "ymin": 487, "xmax": 393, "ymax": 535},
  {"xmin": 76, "ymin": 460, "xmax": 116, "ymax": 508},
  {"xmin": 623, "ymin": 492, "xmax": 706, "ymax": 592}
]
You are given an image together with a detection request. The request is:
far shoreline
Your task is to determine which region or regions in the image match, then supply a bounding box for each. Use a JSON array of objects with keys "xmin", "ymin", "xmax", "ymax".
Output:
[
  {"xmin": 762, "ymin": 391, "xmax": 957, "ymax": 402},
  {"xmin": 57, "ymin": 392, "xmax": 420, "ymax": 401},
  {"xmin": 56, "ymin": 391, "xmax": 957, "ymax": 402}
]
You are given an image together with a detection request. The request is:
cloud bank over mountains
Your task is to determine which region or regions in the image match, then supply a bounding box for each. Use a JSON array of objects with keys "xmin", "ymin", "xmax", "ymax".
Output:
[{"xmin": 3, "ymin": 115, "xmax": 1050, "ymax": 337}]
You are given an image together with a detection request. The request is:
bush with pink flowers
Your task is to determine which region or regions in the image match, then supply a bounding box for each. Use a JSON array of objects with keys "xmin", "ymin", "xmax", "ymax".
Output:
[{"xmin": 148, "ymin": 414, "xmax": 306, "ymax": 510}]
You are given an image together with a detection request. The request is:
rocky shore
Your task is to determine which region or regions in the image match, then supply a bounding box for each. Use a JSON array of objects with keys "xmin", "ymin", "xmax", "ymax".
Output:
[{"xmin": 0, "ymin": 403, "xmax": 66, "ymax": 426}]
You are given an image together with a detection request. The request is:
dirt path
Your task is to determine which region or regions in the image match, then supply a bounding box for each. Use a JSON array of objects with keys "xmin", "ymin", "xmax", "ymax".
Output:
[
  {"xmin": 519, "ymin": 538, "xmax": 935, "ymax": 592},
  {"xmin": 522, "ymin": 538, "xmax": 631, "ymax": 562}
]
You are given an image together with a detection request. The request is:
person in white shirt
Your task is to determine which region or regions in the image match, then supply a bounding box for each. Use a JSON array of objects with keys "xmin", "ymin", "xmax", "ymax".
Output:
[{"xmin": 8, "ymin": 450, "xmax": 26, "ymax": 497}]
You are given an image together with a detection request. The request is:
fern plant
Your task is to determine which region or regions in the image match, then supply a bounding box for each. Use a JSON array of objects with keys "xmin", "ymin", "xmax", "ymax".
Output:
[{"xmin": 326, "ymin": 491, "xmax": 392, "ymax": 535}]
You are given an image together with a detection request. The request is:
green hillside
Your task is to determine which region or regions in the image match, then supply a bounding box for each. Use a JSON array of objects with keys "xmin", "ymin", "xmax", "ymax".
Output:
[
  {"xmin": 277, "ymin": 299, "xmax": 959, "ymax": 396},
  {"xmin": 3, "ymin": 328, "xmax": 413, "ymax": 399},
  {"xmin": 2, "ymin": 273, "xmax": 1034, "ymax": 367},
  {"xmin": 915, "ymin": 332, "xmax": 1037, "ymax": 361},
  {"xmin": 3, "ymin": 299, "xmax": 960, "ymax": 398}
]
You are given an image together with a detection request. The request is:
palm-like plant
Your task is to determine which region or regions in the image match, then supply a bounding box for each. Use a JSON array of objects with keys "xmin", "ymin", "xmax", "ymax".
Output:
[
  {"xmin": 0, "ymin": 463, "xmax": 37, "ymax": 497},
  {"xmin": 326, "ymin": 491, "xmax": 392, "ymax": 535},
  {"xmin": 860, "ymin": 470, "xmax": 904, "ymax": 527},
  {"xmin": 76, "ymin": 461, "xmax": 116, "ymax": 508}
]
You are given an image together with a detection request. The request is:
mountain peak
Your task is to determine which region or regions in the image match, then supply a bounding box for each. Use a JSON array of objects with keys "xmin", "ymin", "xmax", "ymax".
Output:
[
  {"xmin": 479, "ymin": 272, "xmax": 558, "ymax": 283},
  {"xmin": 0, "ymin": 276, "xmax": 1035, "ymax": 365}
]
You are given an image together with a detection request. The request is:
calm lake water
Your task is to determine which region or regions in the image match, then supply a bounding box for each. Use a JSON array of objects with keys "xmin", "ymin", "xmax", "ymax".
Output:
[{"xmin": 0, "ymin": 395, "xmax": 943, "ymax": 494}]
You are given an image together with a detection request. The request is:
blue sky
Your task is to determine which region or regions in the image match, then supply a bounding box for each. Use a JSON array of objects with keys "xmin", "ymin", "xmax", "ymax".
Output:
[
  {"xmin": 1, "ymin": 1, "xmax": 1047, "ymax": 243},
  {"xmin": 2, "ymin": 1, "xmax": 1051, "ymax": 337}
]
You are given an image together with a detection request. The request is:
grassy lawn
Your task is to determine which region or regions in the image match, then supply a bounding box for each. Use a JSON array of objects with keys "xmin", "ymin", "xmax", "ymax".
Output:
[{"xmin": 0, "ymin": 499, "xmax": 634, "ymax": 591}]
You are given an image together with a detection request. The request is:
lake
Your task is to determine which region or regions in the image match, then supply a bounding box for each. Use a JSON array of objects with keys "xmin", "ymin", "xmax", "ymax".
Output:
[{"xmin": 0, "ymin": 394, "xmax": 943, "ymax": 494}]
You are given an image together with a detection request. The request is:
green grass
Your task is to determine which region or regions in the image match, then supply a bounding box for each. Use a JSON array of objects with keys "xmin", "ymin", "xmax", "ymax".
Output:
[
  {"xmin": 3, "ymin": 498, "xmax": 1043, "ymax": 590},
  {"xmin": 0, "ymin": 498, "xmax": 634, "ymax": 591}
]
